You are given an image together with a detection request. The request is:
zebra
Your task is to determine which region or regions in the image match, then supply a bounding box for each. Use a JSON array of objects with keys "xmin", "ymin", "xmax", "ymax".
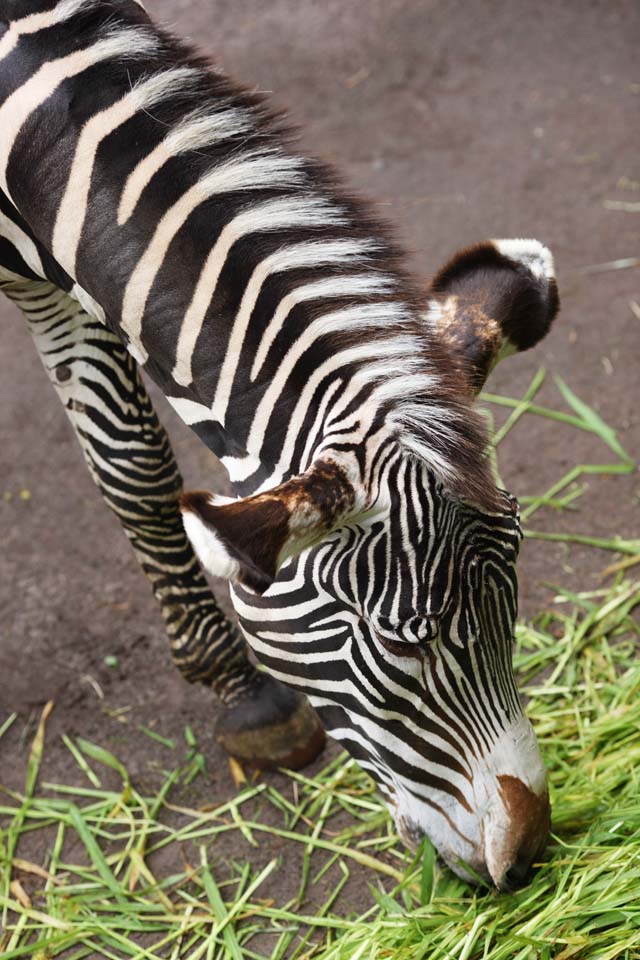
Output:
[{"xmin": 0, "ymin": 0, "xmax": 559, "ymax": 889}]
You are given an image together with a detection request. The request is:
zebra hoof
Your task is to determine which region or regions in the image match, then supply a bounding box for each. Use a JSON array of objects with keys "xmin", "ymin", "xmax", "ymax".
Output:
[{"xmin": 215, "ymin": 673, "xmax": 325, "ymax": 770}]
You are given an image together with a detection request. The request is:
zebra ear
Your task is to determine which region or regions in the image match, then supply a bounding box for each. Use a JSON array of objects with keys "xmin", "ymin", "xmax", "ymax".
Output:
[
  {"xmin": 179, "ymin": 459, "xmax": 361, "ymax": 594},
  {"xmin": 428, "ymin": 239, "xmax": 559, "ymax": 394}
]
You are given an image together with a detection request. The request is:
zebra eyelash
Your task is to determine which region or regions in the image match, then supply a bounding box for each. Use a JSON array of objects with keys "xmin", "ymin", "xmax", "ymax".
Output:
[{"xmin": 377, "ymin": 634, "xmax": 425, "ymax": 661}]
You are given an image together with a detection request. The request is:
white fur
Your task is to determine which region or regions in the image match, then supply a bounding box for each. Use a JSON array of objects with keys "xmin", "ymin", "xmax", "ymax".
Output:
[
  {"xmin": 165, "ymin": 395, "xmax": 212, "ymax": 424},
  {"xmin": 272, "ymin": 342, "xmax": 425, "ymax": 480},
  {"xmin": 181, "ymin": 505, "xmax": 240, "ymax": 581},
  {"xmin": 492, "ymin": 238, "xmax": 555, "ymax": 281},
  {"xmin": 419, "ymin": 299, "xmax": 444, "ymax": 331},
  {"xmin": 0, "ymin": 209, "xmax": 45, "ymax": 280},
  {"xmin": 246, "ymin": 304, "xmax": 412, "ymax": 454},
  {"xmin": 248, "ymin": 240, "xmax": 383, "ymax": 378},
  {"xmin": 70, "ymin": 283, "xmax": 106, "ymax": 324},
  {"xmin": 220, "ymin": 452, "xmax": 264, "ymax": 483},
  {"xmin": 367, "ymin": 710, "xmax": 547, "ymax": 888},
  {"xmin": 125, "ymin": 340, "xmax": 147, "ymax": 367},
  {"xmin": 250, "ymin": 273, "xmax": 394, "ymax": 379},
  {"xmin": 217, "ymin": 244, "xmax": 384, "ymax": 414}
]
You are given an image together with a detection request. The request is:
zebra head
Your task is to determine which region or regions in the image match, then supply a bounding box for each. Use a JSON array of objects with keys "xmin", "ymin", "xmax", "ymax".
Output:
[{"xmin": 181, "ymin": 238, "xmax": 559, "ymax": 890}]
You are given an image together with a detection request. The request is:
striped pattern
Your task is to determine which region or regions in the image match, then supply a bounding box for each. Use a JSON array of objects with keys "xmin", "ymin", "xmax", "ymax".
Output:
[
  {"xmin": 0, "ymin": 0, "xmax": 551, "ymax": 885},
  {"xmin": 1, "ymin": 270, "xmax": 256, "ymax": 703},
  {"xmin": 230, "ymin": 452, "xmax": 536, "ymax": 869},
  {"xmin": 0, "ymin": 0, "xmax": 495, "ymax": 506}
]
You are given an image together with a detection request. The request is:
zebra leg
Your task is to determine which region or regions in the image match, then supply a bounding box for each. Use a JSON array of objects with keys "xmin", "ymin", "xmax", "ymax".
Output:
[{"xmin": 2, "ymin": 276, "xmax": 325, "ymax": 769}]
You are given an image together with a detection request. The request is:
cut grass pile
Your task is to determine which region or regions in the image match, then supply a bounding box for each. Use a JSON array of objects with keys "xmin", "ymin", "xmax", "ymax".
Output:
[
  {"xmin": 1, "ymin": 371, "xmax": 638, "ymax": 959},
  {"xmin": 1, "ymin": 579, "xmax": 638, "ymax": 959}
]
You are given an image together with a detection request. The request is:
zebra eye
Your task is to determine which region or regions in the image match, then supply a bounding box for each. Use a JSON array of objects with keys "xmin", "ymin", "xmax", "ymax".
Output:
[
  {"xmin": 407, "ymin": 616, "xmax": 439, "ymax": 642},
  {"xmin": 372, "ymin": 615, "xmax": 439, "ymax": 656},
  {"xmin": 378, "ymin": 635, "xmax": 423, "ymax": 659}
]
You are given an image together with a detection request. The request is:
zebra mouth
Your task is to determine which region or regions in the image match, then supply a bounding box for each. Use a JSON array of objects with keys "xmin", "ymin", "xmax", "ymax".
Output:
[
  {"xmin": 393, "ymin": 777, "xmax": 550, "ymax": 891},
  {"xmin": 395, "ymin": 813, "xmax": 424, "ymax": 850},
  {"xmin": 395, "ymin": 812, "xmax": 492, "ymax": 884}
]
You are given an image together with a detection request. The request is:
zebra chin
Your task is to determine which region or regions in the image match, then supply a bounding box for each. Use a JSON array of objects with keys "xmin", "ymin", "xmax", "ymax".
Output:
[{"xmin": 390, "ymin": 717, "xmax": 550, "ymax": 892}]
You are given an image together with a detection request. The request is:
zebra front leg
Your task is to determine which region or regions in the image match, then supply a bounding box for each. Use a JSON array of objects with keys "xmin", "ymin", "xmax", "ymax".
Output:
[{"xmin": 3, "ymin": 277, "xmax": 324, "ymax": 769}]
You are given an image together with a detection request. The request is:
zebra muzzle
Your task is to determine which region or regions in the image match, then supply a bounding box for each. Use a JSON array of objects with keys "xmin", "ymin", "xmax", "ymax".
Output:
[{"xmin": 483, "ymin": 775, "xmax": 551, "ymax": 891}]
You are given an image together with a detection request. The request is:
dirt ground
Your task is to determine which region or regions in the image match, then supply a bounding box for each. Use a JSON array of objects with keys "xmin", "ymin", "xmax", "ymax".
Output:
[{"xmin": 1, "ymin": 0, "xmax": 638, "ymax": 938}]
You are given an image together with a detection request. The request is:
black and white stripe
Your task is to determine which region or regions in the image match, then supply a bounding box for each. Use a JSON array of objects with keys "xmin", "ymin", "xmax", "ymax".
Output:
[
  {"xmin": 0, "ymin": 0, "xmax": 495, "ymax": 505},
  {"xmin": 1, "ymin": 0, "xmax": 557, "ymax": 887},
  {"xmin": 231, "ymin": 455, "xmax": 530, "ymax": 850},
  {"xmin": 1, "ymin": 270, "xmax": 255, "ymax": 701}
]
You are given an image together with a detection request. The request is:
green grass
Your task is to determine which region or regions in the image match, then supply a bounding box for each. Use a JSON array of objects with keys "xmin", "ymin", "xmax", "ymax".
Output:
[{"xmin": 1, "ymin": 374, "xmax": 639, "ymax": 959}]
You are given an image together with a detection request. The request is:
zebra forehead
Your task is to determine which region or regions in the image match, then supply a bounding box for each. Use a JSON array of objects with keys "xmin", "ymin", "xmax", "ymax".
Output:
[{"xmin": 335, "ymin": 468, "xmax": 521, "ymax": 616}]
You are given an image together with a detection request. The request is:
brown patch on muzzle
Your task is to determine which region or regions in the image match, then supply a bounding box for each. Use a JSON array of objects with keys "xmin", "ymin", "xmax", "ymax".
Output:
[{"xmin": 496, "ymin": 774, "xmax": 551, "ymax": 887}]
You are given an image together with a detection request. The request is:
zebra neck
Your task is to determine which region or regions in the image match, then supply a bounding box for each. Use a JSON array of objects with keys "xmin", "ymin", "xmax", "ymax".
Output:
[
  {"xmin": 0, "ymin": 0, "xmax": 497, "ymax": 511},
  {"xmin": 166, "ymin": 375, "xmax": 394, "ymax": 500}
]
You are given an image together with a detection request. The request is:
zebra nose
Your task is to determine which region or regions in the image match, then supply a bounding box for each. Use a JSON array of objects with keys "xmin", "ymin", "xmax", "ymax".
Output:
[
  {"xmin": 502, "ymin": 855, "xmax": 534, "ymax": 891},
  {"xmin": 487, "ymin": 775, "xmax": 551, "ymax": 891}
]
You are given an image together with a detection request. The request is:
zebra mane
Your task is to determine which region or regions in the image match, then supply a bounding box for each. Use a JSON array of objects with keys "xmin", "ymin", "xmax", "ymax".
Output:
[
  {"xmin": 10, "ymin": 0, "xmax": 497, "ymax": 511},
  {"xmin": 140, "ymin": 25, "xmax": 496, "ymax": 508}
]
